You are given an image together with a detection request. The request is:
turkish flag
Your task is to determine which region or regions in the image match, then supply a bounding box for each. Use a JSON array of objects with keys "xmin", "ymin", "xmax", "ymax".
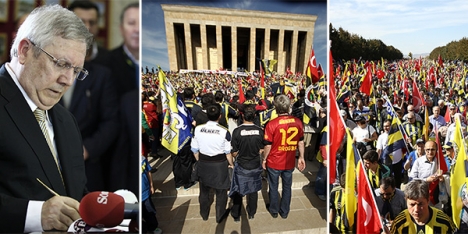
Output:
[
  {"xmin": 359, "ymin": 66, "xmax": 373, "ymax": 96},
  {"xmin": 438, "ymin": 54, "xmax": 444, "ymax": 68},
  {"xmin": 307, "ymin": 48, "xmax": 319, "ymax": 84},
  {"xmin": 238, "ymin": 78, "xmax": 245, "ymax": 103},
  {"xmin": 412, "ymin": 81, "xmax": 426, "ymax": 112},
  {"xmin": 329, "ymin": 50, "xmax": 345, "ymax": 184},
  {"xmin": 377, "ymin": 69, "xmax": 385, "ymax": 79},
  {"xmin": 357, "ymin": 162, "xmax": 382, "ymax": 234}
]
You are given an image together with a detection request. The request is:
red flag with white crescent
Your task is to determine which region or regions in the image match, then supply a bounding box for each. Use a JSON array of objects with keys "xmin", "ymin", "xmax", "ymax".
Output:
[
  {"xmin": 412, "ymin": 81, "xmax": 426, "ymax": 112},
  {"xmin": 357, "ymin": 162, "xmax": 383, "ymax": 234},
  {"xmin": 307, "ymin": 48, "xmax": 319, "ymax": 84}
]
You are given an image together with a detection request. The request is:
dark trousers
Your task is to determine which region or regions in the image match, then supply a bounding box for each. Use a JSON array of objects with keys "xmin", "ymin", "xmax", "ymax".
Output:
[
  {"xmin": 230, "ymin": 192, "xmax": 258, "ymax": 218},
  {"xmin": 392, "ymin": 160, "xmax": 403, "ymax": 189},
  {"xmin": 199, "ymin": 181, "xmax": 227, "ymax": 222},
  {"xmin": 142, "ymin": 198, "xmax": 158, "ymax": 232},
  {"xmin": 173, "ymin": 144, "xmax": 195, "ymax": 188}
]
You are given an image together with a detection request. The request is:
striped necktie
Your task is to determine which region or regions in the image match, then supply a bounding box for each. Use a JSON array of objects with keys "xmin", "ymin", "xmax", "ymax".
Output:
[{"xmin": 34, "ymin": 109, "xmax": 63, "ymax": 179}]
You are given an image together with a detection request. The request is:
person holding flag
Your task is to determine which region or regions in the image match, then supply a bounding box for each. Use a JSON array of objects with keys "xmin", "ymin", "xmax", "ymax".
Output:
[{"xmin": 376, "ymin": 119, "xmax": 405, "ymax": 188}]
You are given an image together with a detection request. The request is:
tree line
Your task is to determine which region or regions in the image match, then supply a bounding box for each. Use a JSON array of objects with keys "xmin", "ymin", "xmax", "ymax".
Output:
[
  {"xmin": 429, "ymin": 37, "xmax": 468, "ymax": 61},
  {"xmin": 329, "ymin": 23, "xmax": 403, "ymax": 61}
]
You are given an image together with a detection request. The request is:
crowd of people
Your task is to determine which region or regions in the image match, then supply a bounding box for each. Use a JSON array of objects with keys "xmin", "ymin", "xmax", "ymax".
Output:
[
  {"xmin": 330, "ymin": 58, "xmax": 468, "ymax": 233},
  {"xmin": 141, "ymin": 67, "xmax": 328, "ymax": 227}
]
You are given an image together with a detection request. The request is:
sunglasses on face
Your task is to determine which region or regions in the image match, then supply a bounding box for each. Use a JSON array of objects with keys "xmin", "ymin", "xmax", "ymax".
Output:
[{"xmin": 380, "ymin": 192, "xmax": 393, "ymax": 196}]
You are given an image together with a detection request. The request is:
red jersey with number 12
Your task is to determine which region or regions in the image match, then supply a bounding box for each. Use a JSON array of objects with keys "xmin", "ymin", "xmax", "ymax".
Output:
[{"xmin": 264, "ymin": 115, "xmax": 304, "ymax": 170}]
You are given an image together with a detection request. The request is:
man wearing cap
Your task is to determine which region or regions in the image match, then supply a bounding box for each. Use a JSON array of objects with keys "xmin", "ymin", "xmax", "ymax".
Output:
[
  {"xmin": 461, "ymin": 100, "xmax": 468, "ymax": 121},
  {"xmin": 340, "ymin": 109, "xmax": 356, "ymax": 130},
  {"xmin": 442, "ymin": 142, "xmax": 455, "ymax": 171},
  {"xmin": 352, "ymin": 115, "xmax": 378, "ymax": 151}
]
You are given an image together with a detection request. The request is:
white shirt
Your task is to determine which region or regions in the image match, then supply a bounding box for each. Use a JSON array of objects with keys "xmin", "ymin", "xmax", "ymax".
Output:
[
  {"xmin": 409, "ymin": 156, "xmax": 438, "ymax": 180},
  {"xmin": 352, "ymin": 124, "xmax": 376, "ymax": 143},
  {"xmin": 191, "ymin": 121, "xmax": 231, "ymax": 156}
]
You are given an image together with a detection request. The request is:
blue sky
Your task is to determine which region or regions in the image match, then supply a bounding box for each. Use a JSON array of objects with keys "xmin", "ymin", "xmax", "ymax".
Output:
[
  {"xmin": 142, "ymin": 0, "xmax": 327, "ymax": 72},
  {"xmin": 329, "ymin": 0, "xmax": 468, "ymax": 57}
]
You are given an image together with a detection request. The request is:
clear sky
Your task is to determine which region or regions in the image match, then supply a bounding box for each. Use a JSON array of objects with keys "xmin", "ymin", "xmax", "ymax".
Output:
[
  {"xmin": 142, "ymin": 0, "xmax": 327, "ymax": 72},
  {"xmin": 329, "ymin": 0, "xmax": 468, "ymax": 57}
]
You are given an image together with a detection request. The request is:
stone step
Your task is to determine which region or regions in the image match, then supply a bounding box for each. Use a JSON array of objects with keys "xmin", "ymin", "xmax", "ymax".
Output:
[
  {"xmin": 152, "ymin": 186, "xmax": 328, "ymax": 234},
  {"xmin": 149, "ymin": 154, "xmax": 320, "ymax": 198}
]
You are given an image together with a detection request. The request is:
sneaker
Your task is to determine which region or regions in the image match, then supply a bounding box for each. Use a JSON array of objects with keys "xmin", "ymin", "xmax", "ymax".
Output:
[
  {"xmin": 281, "ymin": 214, "xmax": 288, "ymax": 219},
  {"xmin": 176, "ymin": 187, "xmax": 181, "ymax": 190},
  {"xmin": 248, "ymin": 215, "xmax": 255, "ymax": 220},
  {"xmin": 233, "ymin": 217, "xmax": 240, "ymax": 223},
  {"xmin": 153, "ymin": 228, "xmax": 162, "ymax": 234},
  {"xmin": 270, "ymin": 213, "xmax": 278, "ymax": 218},
  {"xmin": 318, "ymin": 195, "xmax": 326, "ymax": 201}
]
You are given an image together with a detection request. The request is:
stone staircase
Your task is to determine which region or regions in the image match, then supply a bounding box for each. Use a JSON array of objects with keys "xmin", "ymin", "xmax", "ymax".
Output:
[{"xmin": 149, "ymin": 149, "xmax": 327, "ymax": 234}]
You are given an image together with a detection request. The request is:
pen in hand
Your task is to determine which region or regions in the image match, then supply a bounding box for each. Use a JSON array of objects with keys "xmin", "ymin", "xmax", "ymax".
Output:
[{"xmin": 36, "ymin": 178, "xmax": 60, "ymax": 196}]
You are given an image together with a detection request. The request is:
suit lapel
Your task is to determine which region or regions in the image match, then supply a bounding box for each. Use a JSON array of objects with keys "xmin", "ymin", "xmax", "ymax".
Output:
[{"xmin": 0, "ymin": 66, "xmax": 67, "ymax": 195}]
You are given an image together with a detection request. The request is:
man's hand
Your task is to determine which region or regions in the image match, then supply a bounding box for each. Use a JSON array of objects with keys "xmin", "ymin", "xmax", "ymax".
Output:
[
  {"xmin": 262, "ymin": 160, "xmax": 267, "ymax": 170},
  {"xmin": 297, "ymin": 158, "xmax": 306, "ymax": 172},
  {"xmin": 41, "ymin": 196, "xmax": 81, "ymax": 231}
]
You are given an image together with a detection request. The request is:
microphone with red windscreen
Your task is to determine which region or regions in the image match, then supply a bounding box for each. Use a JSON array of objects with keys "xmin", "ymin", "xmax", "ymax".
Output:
[{"xmin": 80, "ymin": 191, "xmax": 138, "ymax": 228}]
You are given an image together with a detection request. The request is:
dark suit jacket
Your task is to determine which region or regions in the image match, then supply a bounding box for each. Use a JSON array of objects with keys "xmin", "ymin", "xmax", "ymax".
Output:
[
  {"xmin": 107, "ymin": 45, "xmax": 138, "ymax": 98},
  {"xmin": 109, "ymin": 90, "xmax": 139, "ymax": 195},
  {"xmin": 0, "ymin": 65, "xmax": 86, "ymax": 232},
  {"xmin": 59, "ymin": 62, "xmax": 120, "ymax": 191}
]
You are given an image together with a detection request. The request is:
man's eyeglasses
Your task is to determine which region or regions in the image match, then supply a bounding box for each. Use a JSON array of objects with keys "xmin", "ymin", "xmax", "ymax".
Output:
[{"xmin": 30, "ymin": 41, "xmax": 88, "ymax": 81}]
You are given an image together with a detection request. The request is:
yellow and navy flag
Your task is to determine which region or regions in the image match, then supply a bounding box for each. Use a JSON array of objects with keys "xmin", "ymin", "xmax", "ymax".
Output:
[
  {"xmin": 451, "ymin": 115, "xmax": 468, "ymax": 228},
  {"xmin": 381, "ymin": 116, "xmax": 406, "ymax": 164},
  {"xmin": 261, "ymin": 59, "xmax": 278, "ymax": 75},
  {"xmin": 344, "ymin": 128, "xmax": 358, "ymax": 229},
  {"xmin": 158, "ymin": 68, "xmax": 192, "ymax": 154}
]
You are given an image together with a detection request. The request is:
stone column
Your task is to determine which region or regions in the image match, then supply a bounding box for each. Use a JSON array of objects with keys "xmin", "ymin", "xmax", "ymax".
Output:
[
  {"xmin": 200, "ymin": 23, "xmax": 208, "ymax": 69},
  {"xmin": 263, "ymin": 27, "xmax": 270, "ymax": 59},
  {"xmin": 278, "ymin": 29, "xmax": 285, "ymax": 74},
  {"xmin": 290, "ymin": 30, "xmax": 298, "ymax": 73},
  {"xmin": 303, "ymin": 31, "xmax": 314, "ymax": 74},
  {"xmin": 216, "ymin": 24, "xmax": 223, "ymax": 70},
  {"xmin": 249, "ymin": 27, "xmax": 256, "ymax": 72},
  {"xmin": 231, "ymin": 26, "xmax": 237, "ymax": 72},
  {"xmin": 165, "ymin": 21, "xmax": 177, "ymax": 71},
  {"xmin": 184, "ymin": 23, "xmax": 193, "ymax": 70}
]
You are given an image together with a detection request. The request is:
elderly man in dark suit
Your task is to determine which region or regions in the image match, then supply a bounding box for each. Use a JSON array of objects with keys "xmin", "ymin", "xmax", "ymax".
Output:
[{"xmin": 0, "ymin": 5, "xmax": 92, "ymax": 232}]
